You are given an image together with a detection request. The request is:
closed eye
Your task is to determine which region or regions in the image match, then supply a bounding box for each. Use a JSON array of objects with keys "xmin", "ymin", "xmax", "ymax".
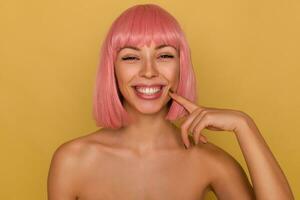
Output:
[
  {"xmin": 159, "ymin": 54, "xmax": 174, "ymax": 59},
  {"xmin": 122, "ymin": 56, "xmax": 138, "ymax": 61},
  {"xmin": 121, "ymin": 54, "xmax": 174, "ymax": 61}
]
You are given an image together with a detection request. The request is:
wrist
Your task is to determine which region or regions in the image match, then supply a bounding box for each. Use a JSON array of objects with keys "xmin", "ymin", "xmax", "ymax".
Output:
[{"xmin": 234, "ymin": 112, "xmax": 255, "ymax": 135}]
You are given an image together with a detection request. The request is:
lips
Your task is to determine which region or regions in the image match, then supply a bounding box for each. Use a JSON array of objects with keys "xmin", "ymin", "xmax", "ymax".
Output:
[
  {"xmin": 130, "ymin": 83, "xmax": 167, "ymax": 100},
  {"xmin": 133, "ymin": 85, "xmax": 164, "ymax": 100},
  {"xmin": 132, "ymin": 84, "xmax": 166, "ymax": 90}
]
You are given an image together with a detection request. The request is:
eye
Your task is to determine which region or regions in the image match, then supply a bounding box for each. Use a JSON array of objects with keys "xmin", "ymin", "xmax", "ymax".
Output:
[
  {"xmin": 121, "ymin": 54, "xmax": 174, "ymax": 61},
  {"xmin": 121, "ymin": 56, "xmax": 139, "ymax": 61},
  {"xmin": 159, "ymin": 54, "xmax": 174, "ymax": 59}
]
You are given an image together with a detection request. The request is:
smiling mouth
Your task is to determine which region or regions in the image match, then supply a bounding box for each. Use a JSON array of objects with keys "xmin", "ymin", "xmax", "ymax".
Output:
[{"xmin": 132, "ymin": 85, "xmax": 165, "ymax": 95}]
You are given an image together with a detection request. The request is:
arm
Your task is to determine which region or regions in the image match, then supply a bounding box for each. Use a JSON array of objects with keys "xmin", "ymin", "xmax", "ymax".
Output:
[
  {"xmin": 47, "ymin": 142, "xmax": 79, "ymax": 200},
  {"xmin": 206, "ymin": 142, "xmax": 256, "ymax": 200},
  {"xmin": 167, "ymin": 92, "xmax": 294, "ymax": 199},
  {"xmin": 233, "ymin": 114, "xmax": 294, "ymax": 200}
]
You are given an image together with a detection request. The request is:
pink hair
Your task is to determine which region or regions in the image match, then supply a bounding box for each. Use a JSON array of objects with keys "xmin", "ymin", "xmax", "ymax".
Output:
[{"xmin": 92, "ymin": 4, "xmax": 198, "ymax": 129}]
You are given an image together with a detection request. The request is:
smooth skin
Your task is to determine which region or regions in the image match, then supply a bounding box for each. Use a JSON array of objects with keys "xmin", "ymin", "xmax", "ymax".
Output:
[
  {"xmin": 168, "ymin": 91, "xmax": 295, "ymax": 199},
  {"xmin": 47, "ymin": 128, "xmax": 256, "ymax": 200},
  {"xmin": 47, "ymin": 41, "xmax": 294, "ymax": 200}
]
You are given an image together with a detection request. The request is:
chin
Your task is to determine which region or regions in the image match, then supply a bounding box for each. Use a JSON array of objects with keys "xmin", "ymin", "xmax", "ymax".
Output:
[{"xmin": 134, "ymin": 103, "xmax": 166, "ymax": 114}]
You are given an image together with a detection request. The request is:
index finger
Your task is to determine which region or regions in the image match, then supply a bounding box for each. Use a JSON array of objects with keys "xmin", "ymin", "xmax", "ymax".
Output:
[{"xmin": 168, "ymin": 91, "xmax": 202, "ymax": 113}]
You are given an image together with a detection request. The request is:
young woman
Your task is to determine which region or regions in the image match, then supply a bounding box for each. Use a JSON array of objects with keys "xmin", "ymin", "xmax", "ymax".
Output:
[{"xmin": 47, "ymin": 4, "xmax": 294, "ymax": 200}]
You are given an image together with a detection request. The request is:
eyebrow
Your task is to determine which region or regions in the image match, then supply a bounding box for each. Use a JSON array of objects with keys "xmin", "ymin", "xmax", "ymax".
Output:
[{"xmin": 118, "ymin": 44, "xmax": 175, "ymax": 52}]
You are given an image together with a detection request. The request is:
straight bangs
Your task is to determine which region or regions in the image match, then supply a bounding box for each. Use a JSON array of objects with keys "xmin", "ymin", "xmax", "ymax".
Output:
[
  {"xmin": 110, "ymin": 4, "xmax": 182, "ymax": 61},
  {"xmin": 92, "ymin": 4, "xmax": 197, "ymax": 129}
]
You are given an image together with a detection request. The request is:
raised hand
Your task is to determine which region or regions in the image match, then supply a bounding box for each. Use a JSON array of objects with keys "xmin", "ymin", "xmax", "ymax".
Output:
[{"xmin": 168, "ymin": 91, "xmax": 249, "ymax": 148}]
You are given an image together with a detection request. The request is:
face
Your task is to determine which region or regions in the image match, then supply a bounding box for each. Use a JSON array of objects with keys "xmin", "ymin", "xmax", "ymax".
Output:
[{"xmin": 114, "ymin": 41, "xmax": 180, "ymax": 114}]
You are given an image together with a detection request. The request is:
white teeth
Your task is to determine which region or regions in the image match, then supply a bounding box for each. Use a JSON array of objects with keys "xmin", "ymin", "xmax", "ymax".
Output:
[{"xmin": 135, "ymin": 87, "xmax": 161, "ymax": 95}]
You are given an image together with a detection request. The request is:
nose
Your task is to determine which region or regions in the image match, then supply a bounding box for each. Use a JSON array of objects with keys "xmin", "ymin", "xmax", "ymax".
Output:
[{"xmin": 138, "ymin": 59, "xmax": 159, "ymax": 78}]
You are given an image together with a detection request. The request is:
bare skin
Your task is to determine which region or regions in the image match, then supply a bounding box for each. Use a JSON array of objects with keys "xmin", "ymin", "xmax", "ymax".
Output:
[
  {"xmin": 47, "ymin": 42, "xmax": 259, "ymax": 199},
  {"xmin": 47, "ymin": 125, "xmax": 256, "ymax": 200},
  {"xmin": 72, "ymin": 128, "xmax": 211, "ymax": 200}
]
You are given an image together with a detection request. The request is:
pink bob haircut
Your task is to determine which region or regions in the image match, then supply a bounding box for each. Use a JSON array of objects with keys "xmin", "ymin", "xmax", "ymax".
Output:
[{"xmin": 92, "ymin": 4, "xmax": 198, "ymax": 129}]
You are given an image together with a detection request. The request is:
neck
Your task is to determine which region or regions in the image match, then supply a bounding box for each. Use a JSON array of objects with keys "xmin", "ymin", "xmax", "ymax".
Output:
[{"xmin": 118, "ymin": 101, "xmax": 179, "ymax": 153}]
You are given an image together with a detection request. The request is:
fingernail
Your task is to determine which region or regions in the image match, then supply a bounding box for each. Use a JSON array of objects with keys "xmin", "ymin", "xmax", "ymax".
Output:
[{"xmin": 184, "ymin": 143, "xmax": 190, "ymax": 149}]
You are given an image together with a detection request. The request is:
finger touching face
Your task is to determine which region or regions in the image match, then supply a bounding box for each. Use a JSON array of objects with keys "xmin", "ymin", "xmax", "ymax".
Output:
[{"xmin": 168, "ymin": 91, "xmax": 203, "ymax": 113}]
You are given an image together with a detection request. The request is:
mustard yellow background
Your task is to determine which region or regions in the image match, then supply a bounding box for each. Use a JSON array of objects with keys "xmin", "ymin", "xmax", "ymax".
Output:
[{"xmin": 1, "ymin": 0, "xmax": 299, "ymax": 199}]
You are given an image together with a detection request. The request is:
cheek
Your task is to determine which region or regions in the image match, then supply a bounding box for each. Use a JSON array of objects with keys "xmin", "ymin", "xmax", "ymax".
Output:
[
  {"xmin": 161, "ymin": 65, "xmax": 179, "ymax": 89},
  {"xmin": 114, "ymin": 66, "xmax": 137, "ymax": 91}
]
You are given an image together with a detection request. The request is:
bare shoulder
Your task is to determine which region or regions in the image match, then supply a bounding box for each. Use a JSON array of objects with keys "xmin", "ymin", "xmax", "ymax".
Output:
[
  {"xmin": 47, "ymin": 129, "xmax": 106, "ymax": 199},
  {"xmin": 194, "ymin": 141, "xmax": 255, "ymax": 199},
  {"xmin": 49, "ymin": 128, "xmax": 111, "ymax": 164},
  {"xmin": 194, "ymin": 141, "xmax": 240, "ymax": 166},
  {"xmin": 50, "ymin": 130, "xmax": 99, "ymax": 160},
  {"xmin": 191, "ymin": 141, "xmax": 242, "ymax": 179},
  {"xmin": 47, "ymin": 137, "xmax": 83, "ymax": 199}
]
